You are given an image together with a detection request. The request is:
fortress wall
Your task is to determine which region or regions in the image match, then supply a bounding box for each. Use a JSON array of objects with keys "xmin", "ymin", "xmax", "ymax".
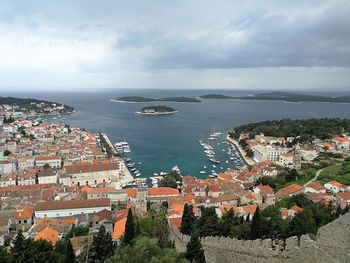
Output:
[{"xmin": 169, "ymin": 212, "xmax": 350, "ymax": 263}]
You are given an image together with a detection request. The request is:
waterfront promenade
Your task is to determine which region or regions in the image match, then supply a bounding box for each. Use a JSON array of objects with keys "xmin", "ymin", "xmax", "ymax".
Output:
[
  {"xmin": 226, "ymin": 135, "xmax": 255, "ymax": 166},
  {"xmin": 100, "ymin": 133, "xmax": 134, "ymax": 186}
]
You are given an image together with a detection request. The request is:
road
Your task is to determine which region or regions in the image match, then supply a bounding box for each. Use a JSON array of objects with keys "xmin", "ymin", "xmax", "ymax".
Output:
[{"xmin": 304, "ymin": 168, "xmax": 324, "ymax": 187}]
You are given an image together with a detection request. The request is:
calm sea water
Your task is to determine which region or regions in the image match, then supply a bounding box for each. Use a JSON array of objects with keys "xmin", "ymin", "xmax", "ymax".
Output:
[{"xmin": 3, "ymin": 89, "xmax": 350, "ymax": 178}]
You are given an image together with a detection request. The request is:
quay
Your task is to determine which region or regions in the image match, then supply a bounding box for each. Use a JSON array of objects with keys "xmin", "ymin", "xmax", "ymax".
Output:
[{"xmin": 226, "ymin": 135, "xmax": 255, "ymax": 166}]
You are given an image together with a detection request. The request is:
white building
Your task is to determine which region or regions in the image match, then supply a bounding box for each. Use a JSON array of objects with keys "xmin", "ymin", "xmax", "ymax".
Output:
[
  {"xmin": 0, "ymin": 160, "xmax": 16, "ymax": 176},
  {"xmin": 35, "ymin": 155, "xmax": 62, "ymax": 168},
  {"xmin": 324, "ymin": 181, "xmax": 343, "ymax": 193},
  {"xmin": 38, "ymin": 169, "xmax": 58, "ymax": 184},
  {"xmin": 253, "ymin": 145, "xmax": 292, "ymax": 163},
  {"xmin": 65, "ymin": 162, "xmax": 121, "ymax": 186},
  {"xmin": 34, "ymin": 199, "xmax": 111, "ymax": 218}
]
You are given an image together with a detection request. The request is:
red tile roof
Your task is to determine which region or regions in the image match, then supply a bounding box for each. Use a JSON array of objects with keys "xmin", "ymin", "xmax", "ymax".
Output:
[
  {"xmin": 112, "ymin": 217, "xmax": 127, "ymax": 240},
  {"xmin": 34, "ymin": 227, "xmax": 59, "ymax": 245},
  {"xmin": 280, "ymin": 184, "xmax": 304, "ymax": 195},
  {"xmin": 147, "ymin": 187, "xmax": 179, "ymax": 197}
]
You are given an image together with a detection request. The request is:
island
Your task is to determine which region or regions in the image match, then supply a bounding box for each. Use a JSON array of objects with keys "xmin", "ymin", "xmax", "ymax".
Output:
[
  {"xmin": 0, "ymin": 96, "xmax": 75, "ymax": 117},
  {"xmin": 199, "ymin": 92, "xmax": 350, "ymax": 103},
  {"xmin": 136, "ymin": 106, "xmax": 177, "ymax": 115},
  {"xmin": 199, "ymin": 94, "xmax": 233, "ymax": 99},
  {"xmin": 111, "ymin": 96, "xmax": 201, "ymax": 103}
]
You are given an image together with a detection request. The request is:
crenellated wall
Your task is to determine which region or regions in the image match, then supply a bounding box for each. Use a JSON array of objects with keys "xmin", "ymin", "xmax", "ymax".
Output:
[{"xmin": 169, "ymin": 212, "xmax": 350, "ymax": 263}]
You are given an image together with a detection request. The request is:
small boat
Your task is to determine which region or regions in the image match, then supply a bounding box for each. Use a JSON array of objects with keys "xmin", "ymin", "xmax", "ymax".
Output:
[
  {"xmin": 200, "ymin": 171, "xmax": 206, "ymax": 174},
  {"xmin": 131, "ymin": 168, "xmax": 137, "ymax": 172},
  {"xmin": 209, "ymin": 158, "xmax": 220, "ymax": 164},
  {"xmin": 211, "ymin": 170, "xmax": 215, "ymax": 173},
  {"xmin": 225, "ymin": 160, "xmax": 229, "ymax": 164},
  {"xmin": 160, "ymin": 172, "xmax": 167, "ymax": 176},
  {"xmin": 137, "ymin": 162, "xmax": 142, "ymax": 165},
  {"xmin": 208, "ymin": 174, "xmax": 215, "ymax": 178},
  {"xmin": 136, "ymin": 173, "xmax": 141, "ymax": 177},
  {"xmin": 153, "ymin": 173, "xmax": 159, "ymax": 176},
  {"xmin": 212, "ymin": 164, "xmax": 216, "ymax": 168}
]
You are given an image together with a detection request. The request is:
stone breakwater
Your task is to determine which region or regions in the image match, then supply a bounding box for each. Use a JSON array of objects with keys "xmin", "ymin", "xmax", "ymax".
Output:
[{"xmin": 169, "ymin": 211, "xmax": 350, "ymax": 263}]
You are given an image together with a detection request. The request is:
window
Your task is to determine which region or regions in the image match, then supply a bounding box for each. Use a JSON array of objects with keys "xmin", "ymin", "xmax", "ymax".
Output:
[{"xmin": 86, "ymin": 181, "xmax": 89, "ymax": 185}]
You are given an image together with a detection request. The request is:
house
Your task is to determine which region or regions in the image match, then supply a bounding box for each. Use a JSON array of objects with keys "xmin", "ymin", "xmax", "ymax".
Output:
[
  {"xmin": 15, "ymin": 206, "xmax": 33, "ymax": 225},
  {"xmin": 275, "ymin": 184, "xmax": 304, "ymax": 200},
  {"xmin": 36, "ymin": 155, "xmax": 62, "ymax": 168},
  {"xmin": 82, "ymin": 186, "xmax": 128, "ymax": 203},
  {"xmin": 332, "ymin": 136, "xmax": 350, "ymax": 150},
  {"xmin": 34, "ymin": 199, "xmax": 111, "ymax": 218},
  {"xmin": 0, "ymin": 172, "xmax": 17, "ymax": 187},
  {"xmin": 34, "ymin": 226, "xmax": 59, "ymax": 245},
  {"xmin": 253, "ymin": 185, "xmax": 275, "ymax": 205},
  {"xmin": 324, "ymin": 181, "xmax": 343, "ymax": 193},
  {"xmin": 38, "ymin": 169, "xmax": 58, "ymax": 184},
  {"xmin": 277, "ymin": 152, "xmax": 294, "ymax": 168},
  {"xmin": 17, "ymin": 168, "xmax": 36, "ymax": 186},
  {"xmin": 336, "ymin": 192, "xmax": 350, "ymax": 209},
  {"xmin": 300, "ymin": 147, "xmax": 318, "ymax": 162},
  {"xmin": 305, "ymin": 182, "xmax": 326, "ymax": 194},
  {"xmin": 0, "ymin": 160, "xmax": 16, "ymax": 176}
]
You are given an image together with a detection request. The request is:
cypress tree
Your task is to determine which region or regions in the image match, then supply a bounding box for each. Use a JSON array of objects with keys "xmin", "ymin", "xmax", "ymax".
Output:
[
  {"xmin": 124, "ymin": 208, "xmax": 135, "ymax": 245},
  {"xmin": 180, "ymin": 204, "xmax": 196, "ymax": 235},
  {"xmin": 65, "ymin": 239, "xmax": 75, "ymax": 263},
  {"xmin": 185, "ymin": 231, "xmax": 206, "ymax": 263},
  {"xmin": 250, "ymin": 206, "xmax": 262, "ymax": 239}
]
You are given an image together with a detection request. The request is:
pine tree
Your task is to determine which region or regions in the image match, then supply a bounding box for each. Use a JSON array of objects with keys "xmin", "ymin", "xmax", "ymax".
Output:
[
  {"xmin": 250, "ymin": 206, "xmax": 262, "ymax": 239},
  {"xmin": 124, "ymin": 208, "xmax": 135, "ymax": 245},
  {"xmin": 180, "ymin": 204, "xmax": 196, "ymax": 235},
  {"xmin": 88, "ymin": 225, "xmax": 113, "ymax": 263},
  {"xmin": 221, "ymin": 208, "xmax": 235, "ymax": 237},
  {"xmin": 65, "ymin": 239, "xmax": 75, "ymax": 263},
  {"xmin": 185, "ymin": 231, "xmax": 206, "ymax": 263}
]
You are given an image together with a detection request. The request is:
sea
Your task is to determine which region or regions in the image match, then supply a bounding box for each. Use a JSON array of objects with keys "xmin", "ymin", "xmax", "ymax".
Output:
[{"xmin": 3, "ymin": 89, "xmax": 350, "ymax": 179}]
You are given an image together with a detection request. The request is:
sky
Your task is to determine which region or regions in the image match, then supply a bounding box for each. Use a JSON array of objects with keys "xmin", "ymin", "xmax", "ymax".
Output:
[{"xmin": 0, "ymin": 0, "xmax": 350, "ymax": 91}]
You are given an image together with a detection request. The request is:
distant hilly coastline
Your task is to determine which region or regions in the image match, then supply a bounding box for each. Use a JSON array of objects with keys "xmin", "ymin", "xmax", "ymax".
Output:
[
  {"xmin": 199, "ymin": 92, "xmax": 350, "ymax": 104},
  {"xmin": 111, "ymin": 96, "xmax": 201, "ymax": 103}
]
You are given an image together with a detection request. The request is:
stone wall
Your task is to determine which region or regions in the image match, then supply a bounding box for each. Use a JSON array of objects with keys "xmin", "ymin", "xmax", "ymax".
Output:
[{"xmin": 169, "ymin": 212, "xmax": 350, "ymax": 263}]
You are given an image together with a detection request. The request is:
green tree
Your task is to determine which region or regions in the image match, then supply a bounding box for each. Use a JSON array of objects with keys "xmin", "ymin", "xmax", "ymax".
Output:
[
  {"xmin": 180, "ymin": 204, "xmax": 196, "ymax": 235},
  {"xmin": 249, "ymin": 206, "xmax": 262, "ymax": 239},
  {"xmin": 195, "ymin": 207, "xmax": 220, "ymax": 237},
  {"xmin": 65, "ymin": 239, "xmax": 75, "ymax": 263},
  {"xmin": 124, "ymin": 208, "xmax": 135, "ymax": 245},
  {"xmin": 289, "ymin": 208, "xmax": 317, "ymax": 236},
  {"xmin": 185, "ymin": 231, "xmax": 206, "ymax": 263},
  {"xmin": 106, "ymin": 236, "xmax": 188, "ymax": 263},
  {"xmin": 221, "ymin": 208, "xmax": 235, "ymax": 237},
  {"xmin": 88, "ymin": 225, "xmax": 113, "ymax": 263},
  {"xmin": 3, "ymin": 149, "xmax": 11, "ymax": 156}
]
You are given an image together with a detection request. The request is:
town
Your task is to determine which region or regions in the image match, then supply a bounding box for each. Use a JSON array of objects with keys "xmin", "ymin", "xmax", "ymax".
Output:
[{"xmin": 0, "ymin": 106, "xmax": 350, "ymax": 262}]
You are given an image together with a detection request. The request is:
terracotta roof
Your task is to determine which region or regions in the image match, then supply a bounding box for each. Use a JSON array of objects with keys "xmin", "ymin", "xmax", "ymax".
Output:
[
  {"xmin": 306, "ymin": 182, "xmax": 326, "ymax": 191},
  {"xmin": 34, "ymin": 199, "xmax": 110, "ymax": 211},
  {"xmin": 336, "ymin": 192, "xmax": 350, "ymax": 200},
  {"xmin": 112, "ymin": 217, "xmax": 127, "ymax": 240},
  {"xmin": 291, "ymin": 205, "xmax": 303, "ymax": 213},
  {"xmin": 147, "ymin": 187, "xmax": 179, "ymax": 197},
  {"xmin": 168, "ymin": 217, "xmax": 182, "ymax": 228},
  {"xmin": 280, "ymin": 184, "xmax": 304, "ymax": 195},
  {"xmin": 257, "ymin": 185, "xmax": 274, "ymax": 195},
  {"xmin": 241, "ymin": 204, "xmax": 258, "ymax": 215},
  {"xmin": 81, "ymin": 186, "xmax": 116, "ymax": 194},
  {"xmin": 65, "ymin": 162, "xmax": 119, "ymax": 174},
  {"xmin": 326, "ymin": 180, "xmax": 343, "ymax": 187},
  {"xmin": 124, "ymin": 188, "xmax": 137, "ymax": 198},
  {"xmin": 15, "ymin": 206, "xmax": 33, "ymax": 219},
  {"xmin": 332, "ymin": 136, "xmax": 350, "ymax": 142},
  {"xmin": 59, "ymin": 217, "xmax": 77, "ymax": 225},
  {"xmin": 36, "ymin": 155, "xmax": 61, "ymax": 161},
  {"xmin": 34, "ymin": 227, "xmax": 59, "ymax": 245}
]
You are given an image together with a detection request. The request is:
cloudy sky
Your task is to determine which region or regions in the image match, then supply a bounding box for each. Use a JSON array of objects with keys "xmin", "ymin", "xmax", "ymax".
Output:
[{"xmin": 0, "ymin": 0, "xmax": 350, "ymax": 91}]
